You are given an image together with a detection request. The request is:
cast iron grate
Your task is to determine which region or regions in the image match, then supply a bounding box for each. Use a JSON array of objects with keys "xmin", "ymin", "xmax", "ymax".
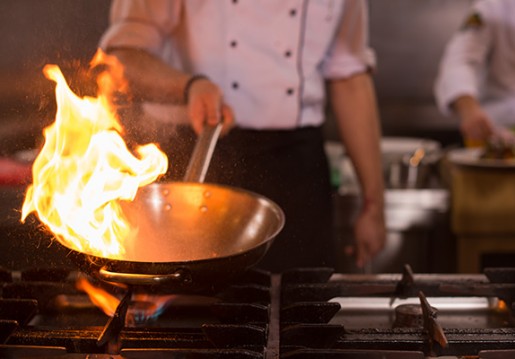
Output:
[
  {"xmin": 2, "ymin": 265, "xmax": 515, "ymax": 358},
  {"xmin": 0, "ymin": 267, "xmax": 272, "ymax": 358},
  {"xmin": 279, "ymin": 266, "xmax": 515, "ymax": 358}
]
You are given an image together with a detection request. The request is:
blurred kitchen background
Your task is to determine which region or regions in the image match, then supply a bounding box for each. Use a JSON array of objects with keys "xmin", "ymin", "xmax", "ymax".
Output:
[{"xmin": 1, "ymin": 0, "xmax": 503, "ymax": 274}]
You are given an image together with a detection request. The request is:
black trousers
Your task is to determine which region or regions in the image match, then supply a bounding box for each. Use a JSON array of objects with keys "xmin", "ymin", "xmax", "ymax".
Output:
[{"xmin": 158, "ymin": 125, "xmax": 336, "ymax": 273}]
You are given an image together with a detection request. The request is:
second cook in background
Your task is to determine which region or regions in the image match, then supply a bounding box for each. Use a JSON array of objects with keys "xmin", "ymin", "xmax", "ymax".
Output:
[
  {"xmin": 99, "ymin": 0, "xmax": 386, "ymax": 272},
  {"xmin": 434, "ymin": 0, "xmax": 515, "ymax": 147}
]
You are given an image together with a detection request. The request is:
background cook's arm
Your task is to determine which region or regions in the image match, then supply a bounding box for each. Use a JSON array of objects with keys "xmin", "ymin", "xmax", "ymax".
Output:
[
  {"xmin": 451, "ymin": 95, "xmax": 495, "ymax": 144},
  {"xmin": 434, "ymin": 5, "xmax": 495, "ymax": 143},
  {"xmin": 328, "ymin": 72, "xmax": 386, "ymax": 268}
]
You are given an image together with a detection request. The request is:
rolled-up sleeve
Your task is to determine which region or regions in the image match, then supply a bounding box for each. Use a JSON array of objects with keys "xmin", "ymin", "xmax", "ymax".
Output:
[
  {"xmin": 99, "ymin": 0, "xmax": 181, "ymax": 57},
  {"xmin": 321, "ymin": 0, "xmax": 376, "ymax": 79},
  {"xmin": 434, "ymin": 5, "xmax": 493, "ymax": 116}
]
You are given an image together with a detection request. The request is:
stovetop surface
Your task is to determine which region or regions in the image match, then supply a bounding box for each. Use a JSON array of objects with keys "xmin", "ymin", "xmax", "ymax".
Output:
[{"xmin": 1, "ymin": 265, "xmax": 515, "ymax": 358}]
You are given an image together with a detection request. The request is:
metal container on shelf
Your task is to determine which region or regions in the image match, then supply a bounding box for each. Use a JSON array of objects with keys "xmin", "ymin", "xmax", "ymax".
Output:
[
  {"xmin": 325, "ymin": 137, "xmax": 443, "ymax": 193},
  {"xmin": 381, "ymin": 137, "xmax": 443, "ymax": 189}
]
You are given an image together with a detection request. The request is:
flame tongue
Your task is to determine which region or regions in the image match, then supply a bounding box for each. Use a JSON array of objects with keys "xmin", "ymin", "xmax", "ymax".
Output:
[
  {"xmin": 76, "ymin": 277, "xmax": 121, "ymax": 317},
  {"xmin": 21, "ymin": 55, "xmax": 168, "ymax": 259},
  {"xmin": 76, "ymin": 277, "xmax": 177, "ymax": 323}
]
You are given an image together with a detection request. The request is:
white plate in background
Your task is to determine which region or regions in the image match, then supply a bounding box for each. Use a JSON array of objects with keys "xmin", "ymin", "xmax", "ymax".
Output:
[{"xmin": 447, "ymin": 147, "xmax": 515, "ymax": 168}]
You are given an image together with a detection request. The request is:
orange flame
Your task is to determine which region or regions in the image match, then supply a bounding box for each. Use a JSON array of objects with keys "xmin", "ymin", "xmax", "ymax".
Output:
[
  {"xmin": 21, "ymin": 50, "xmax": 168, "ymax": 258},
  {"xmin": 76, "ymin": 277, "xmax": 177, "ymax": 321},
  {"xmin": 76, "ymin": 277, "xmax": 120, "ymax": 316},
  {"xmin": 497, "ymin": 299, "xmax": 508, "ymax": 312}
]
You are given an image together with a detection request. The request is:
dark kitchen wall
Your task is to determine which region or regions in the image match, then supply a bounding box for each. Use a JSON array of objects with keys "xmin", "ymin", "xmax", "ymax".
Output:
[{"xmin": 0, "ymin": 0, "xmax": 111, "ymax": 154}]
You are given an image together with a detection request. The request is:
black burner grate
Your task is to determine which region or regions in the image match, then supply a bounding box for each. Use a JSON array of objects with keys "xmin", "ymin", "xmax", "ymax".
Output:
[{"xmin": 1, "ymin": 265, "xmax": 515, "ymax": 358}]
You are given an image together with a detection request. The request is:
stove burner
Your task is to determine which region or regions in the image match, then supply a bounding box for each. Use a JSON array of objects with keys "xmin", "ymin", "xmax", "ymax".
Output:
[
  {"xmin": 394, "ymin": 303, "xmax": 424, "ymax": 328},
  {"xmin": 393, "ymin": 303, "xmax": 438, "ymax": 328}
]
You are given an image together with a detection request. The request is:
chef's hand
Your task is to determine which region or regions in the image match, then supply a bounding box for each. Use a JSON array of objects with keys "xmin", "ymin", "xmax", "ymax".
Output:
[
  {"xmin": 494, "ymin": 127, "xmax": 515, "ymax": 146},
  {"xmin": 452, "ymin": 95, "xmax": 495, "ymax": 146},
  {"xmin": 345, "ymin": 201, "xmax": 386, "ymax": 269},
  {"xmin": 186, "ymin": 76, "xmax": 234, "ymax": 135},
  {"xmin": 460, "ymin": 108, "xmax": 495, "ymax": 147}
]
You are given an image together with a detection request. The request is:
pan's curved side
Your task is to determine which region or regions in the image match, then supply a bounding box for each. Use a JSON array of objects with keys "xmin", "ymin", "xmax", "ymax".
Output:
[
  {"xmin": 57, "ymin": 182, "xmax": 284, "ymax": 293},
  {"xmin": 115, "ymin": 182, "xmax": 285, "ymax": 263}
]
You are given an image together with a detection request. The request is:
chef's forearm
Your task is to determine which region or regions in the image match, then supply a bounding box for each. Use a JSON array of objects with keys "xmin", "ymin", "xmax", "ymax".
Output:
[
  {"xmin": 451, "ymin": 95, "xmax": 482, "ymax": 118},
  {"xmin": 106, "ymin": 48, "xmax": 191, "ymax": 104},
  {"xmin": 328, "ymin": 73, "xmax": 385, "ymax": 207}
]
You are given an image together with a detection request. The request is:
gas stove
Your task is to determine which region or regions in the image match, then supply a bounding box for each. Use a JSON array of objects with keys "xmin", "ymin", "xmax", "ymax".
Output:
[{"xmin": 1, "ymin": 265, "xmax": 515, "ymax": 358}]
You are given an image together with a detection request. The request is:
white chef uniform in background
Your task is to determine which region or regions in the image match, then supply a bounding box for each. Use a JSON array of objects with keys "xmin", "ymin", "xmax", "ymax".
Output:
[{"xmin": 434, "ymin": 0, "xmax": 515, "ymax": 132}]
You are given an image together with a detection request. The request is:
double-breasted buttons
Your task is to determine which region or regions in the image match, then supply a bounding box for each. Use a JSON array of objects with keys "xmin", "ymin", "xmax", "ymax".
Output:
[{"xmin": 286, "ymin": 9, "xmax": 297, "ymax": 96}]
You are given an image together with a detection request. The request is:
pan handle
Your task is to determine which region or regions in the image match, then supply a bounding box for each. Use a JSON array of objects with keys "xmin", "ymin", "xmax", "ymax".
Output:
[
  {"xmin": 183, "ymin": 122, "xmax": 222, "ymax": 183},
  {"xmin": 98, "ymin": 266, "xmax": 192, "ymax": 286}
]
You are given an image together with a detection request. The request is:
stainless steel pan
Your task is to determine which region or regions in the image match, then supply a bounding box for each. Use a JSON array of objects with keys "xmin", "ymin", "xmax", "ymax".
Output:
[{"xmin": 60, "ymin": 124, "xmax": 285, "ymax": 293}]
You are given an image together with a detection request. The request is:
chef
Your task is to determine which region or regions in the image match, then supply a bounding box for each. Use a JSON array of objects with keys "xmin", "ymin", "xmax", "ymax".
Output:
[
  {"xmin": 434, "ymin": 0, "xmax": 515, "ymax": 146},
  {"xmin": 98, "ymin": 0, "xmax": 386, "ymax": 272}
]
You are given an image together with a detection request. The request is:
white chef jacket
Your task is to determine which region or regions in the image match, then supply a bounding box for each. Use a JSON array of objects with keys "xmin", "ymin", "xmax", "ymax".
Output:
[
  {"xmin": 434, "ymin": 0, "xmax": 515, "ymax": 127},
  {"xmin": 99, "ymin": 0, "xmax": 375, "ymax": 130}
]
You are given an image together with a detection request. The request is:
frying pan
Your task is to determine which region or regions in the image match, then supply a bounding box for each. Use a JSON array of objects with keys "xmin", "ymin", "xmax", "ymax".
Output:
[{"xmin": 59, "ymin": 124, "xmax": 285, "ymax": 293}]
